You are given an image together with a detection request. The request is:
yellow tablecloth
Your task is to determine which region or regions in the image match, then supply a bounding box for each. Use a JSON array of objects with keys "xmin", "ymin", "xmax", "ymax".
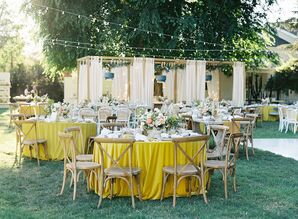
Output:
[
  {"xmin": 19, "ymin": 105, "xmax": 47, "ymax": 115},
  {"xmin": 261, "ymin": 106, "xmax": 279, "ymax": 121},
  {"xmin": 194, "ymin": 121, "xmax": 240, "ymax": 134},
  {"xmin": 91, "ymin": 141, "xmax": 207, "ymax": 200},
  {"xmin": 23, "ymin": 121, "xmax": 96, "ymax": 160}
]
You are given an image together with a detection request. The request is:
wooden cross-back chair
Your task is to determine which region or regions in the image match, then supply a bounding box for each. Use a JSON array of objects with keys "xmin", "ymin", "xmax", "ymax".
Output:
[
  {"xmin": 14, "ymin": 120, "xmax": 48, "ymax": 166},
  {"xmin": 98, "ymin": 107, "xmax": 113, "ymax": 123},
  {"xmin": 64, "ymin": 126, "xmax": 93, "ymax": 162},
  {"xmin": 160, "ymin": 135, "xmax": 209, "ymax": 207},
  {"xmin": 94, "ymin": 138, "xmax": 141, "ymax": 208},
  {"xmin": 18, "ymin": 103, "xmax": 35, "ymax": 118},
  {"xmin": 206, "ymin": 125, "xmax": 229, "ymax": 160},
  {"xmin": 204, "ymin": 132, "xmax": 243, "ymax": 199},
  {"xmin": 58, "ymin": 132, "xmax": 100, "ymax": 201},
  {"xmin": 231, "ymin": 117, "xmax": 254, "ymax": 160}
]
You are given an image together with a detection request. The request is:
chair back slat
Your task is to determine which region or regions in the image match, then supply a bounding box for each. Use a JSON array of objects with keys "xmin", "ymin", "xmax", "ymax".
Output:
[
  {"xmin": 207, "ymin": 125, "xmax": 229, "ymax": 154},
  {"xmin": 172, "ymin": 135, "xmax": 209, "ymax": 175},
  {"xmin": 64, "ymin": 126, "xmax": 84, "ymax": 155},
  {"xmin": 58, "ymin": 132, "xmax": 76, "ymax": 165},
  {"xmin": 225, "ymin": 133, "xmax": 243, "ymax": 166},
  {"xmin": 14, "ymin": 120, "xmax": 38, "ymax": 145},
  {"xmin": 94, "ymin": 138, "xmax": 135, "ymax": 175},
  {"xmin": 98, "ymin": 107, "xmax": 113, "ymax": 122}
]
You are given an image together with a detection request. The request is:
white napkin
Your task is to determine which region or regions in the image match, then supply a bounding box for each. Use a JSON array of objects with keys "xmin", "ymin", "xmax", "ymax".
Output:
[
  {"xmin": 135, "ymin": 133, "xmax": 148, "ymax": 142},
  {"xmin": 100, "ymin": 128, "xmax": 112, "ymax": 136},
  {"xmin": 161, "ymin": 133, "xmax": 169, "ymax": 138},
  {"xmin": 171, "ymin": 134, "xmax": 182, "ymax": 138},
  {"xmin": 190, "ymin": 132, "xmax": 200, "ymax": 136}
]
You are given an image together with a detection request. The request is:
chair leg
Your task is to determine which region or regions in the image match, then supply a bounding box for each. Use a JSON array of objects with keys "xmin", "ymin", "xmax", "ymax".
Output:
[
  {"xmin": 60, "ymin": 169, "xmax": 68, "ymax": 195},
  {"xmin": 135, "ymin": 174, "xmax": 142, "ymax": 201},
  {"xmin": 250, "ymin": 137, "xmax": 255, "ymax": 156},
  {"xmin": 43, "ymin": 142, "xmax": 49, "ymax": 160},
  {"xmin": 160, "ymin": 172, "xmax": 169, "ymax": 201},
  {"xmin": 129, "ymin": 175, "xmax": 135, "ymax": 208},
  {"xmin": 97, "ymin": 174, "xmax": 105, "ymax": 208},
  {"xmin": 35, "ymin": 143, "xmax": 40, "ymax": 166},
  {"xmin": 187, "ymin": 177, "xmax": 192, "ymax": 197},
  {"xmin": 109, "ymin": 178, "xmax": 113, "ymax": 200},
  {"xmin": 233, "ymin": 168, "xmax": 237, "ymax": 192},
  {"xmin": 245, "ymin": 140, "xmax": 249, "ymax": 160},
  {"xmin": 224, "ymin": 169, "xmax": 228, "ymax": 199},
  {"xmin": 73, "ymin": 173, "xmax": 77, "ymax": 201},
  {"xmin": 201, "ymin": 170, "xmax": 208, "ymax": 204},
  {"xmin": 173, "ymin": 174, "xmax": 177, "ymax": 207}
]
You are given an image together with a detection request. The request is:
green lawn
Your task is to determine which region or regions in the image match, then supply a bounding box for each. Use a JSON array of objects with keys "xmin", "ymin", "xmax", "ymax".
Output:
[{"xmin": 0, "ymin": 109, "xmax": 298, "ymax": 218}]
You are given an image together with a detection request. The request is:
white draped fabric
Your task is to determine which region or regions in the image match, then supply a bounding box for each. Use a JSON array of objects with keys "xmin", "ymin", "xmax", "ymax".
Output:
[
  {"xmin": 112, "ymin": 65, "xmax": 128, "ymax": 101},
  {"xmin": 176, "ymin": 67, "xmax": 186, "ymax": 102},
  {"xmin": 232, "ymin": 62, "xmax": 245, "ymax": 107},
  {"xmin": 78, "ymin": 61, "xmax": 88, "ymax": 103},
  {"xmin": 207, "ymin": 69, "xmax": 220, "ymax": 101},
  {"xmin": 185, "ymin": 60, "xmax": 197, "ymax": 103},
  {"xmin": 179, "ymin": 60, "xmax": 206, "ymax": 103},
  {"xmin": 196, "ymin": 60, "xmax": 206, "ymax": 101},
  {"xmin": 130, "ymin": 58, "xmax": 154, "ymax": 106},
  {"xmin": 162, "ymin": 70, "xmax": 175, "ymax": 101},
  {"xmin": 89, "ymin": 57, "xmax": 103, "ymax": 103}
]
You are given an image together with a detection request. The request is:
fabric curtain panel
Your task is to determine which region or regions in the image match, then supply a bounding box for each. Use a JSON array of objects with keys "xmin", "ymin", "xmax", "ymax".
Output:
[
  {"xmin": 185, "ymin": 60, "xmax": 197, "ymax": 103},
  {"xmin": 112, "ymin": 65, "xmax": 128, "ymax": 101},
  {"xmin": 89, "ymin": 57, "xmax": 103, "ymax": 103},
  {"xmin": 78, "ymin": 61, "xmax": 88, "ymax": 103},
  {"xmin": 196, "ymin": 60, "xmax": 206, "ymax": 101},
  {"xmin": 232, "ymin": 62, "xmax": 245, "ymax": 107},
  {"xmin": 176, "ymin": 67, "xmax": 186, "ymax": 102},
  {"xmin": 163, "ymin": 70, "xmax": 175, "ymax": 101},
  {"xmin": 143, "ymin": 58, "xmax": 155, "ymax": 107},
  {"xmin": 130, "ymin": 58, "xmax": 144, "ymax": 105},
  {"xmin": 130, "ymin": 58, "xmax": 154, "ymax": 106},
  {"xmin": 207, "ymin": 69, "xmax": 220, "ymax": 101}
]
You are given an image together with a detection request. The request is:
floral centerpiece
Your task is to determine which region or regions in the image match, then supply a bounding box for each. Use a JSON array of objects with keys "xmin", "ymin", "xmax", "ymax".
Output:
[
  {"xmin": 32, "ymin": 94, "xmax": 49, "ymax": 103},
  {"xmin": 51, "ymin": 102, "xmax": 71, "ymax": 118},
  {"xmin": 140, "ymin": 108, "xmax": 182, "ymax": 136}
]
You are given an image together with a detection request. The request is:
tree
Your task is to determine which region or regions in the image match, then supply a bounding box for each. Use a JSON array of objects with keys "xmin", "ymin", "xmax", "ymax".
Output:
[
  {"xmin": 0, "ymin": 1, "xmax": 24, "ymax": 71},
  {"xmin": 265, "ymin": 59, "xmax": 298, "ymax": 99},
  {"xmin": 26, "ymin": 0, "xmax": 279, "ymax": 75}
]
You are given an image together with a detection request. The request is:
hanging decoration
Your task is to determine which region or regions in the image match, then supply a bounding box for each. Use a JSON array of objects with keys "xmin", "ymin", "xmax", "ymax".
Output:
[
  {"xmin": 156, "ymin": 75, "xmax": 167, "ymax": 83},
  {"xmin": 104, "ymin": 72, "xmax": 114, "ymax": 80}
]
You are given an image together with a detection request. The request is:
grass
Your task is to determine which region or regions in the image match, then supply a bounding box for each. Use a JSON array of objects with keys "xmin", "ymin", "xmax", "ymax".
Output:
[
  {"xmin": 0, "ymin": 109, "xmax": 298, "ymax": 218},
  {"xmin": 254, "ymin": 121, "xmax": 298, "ymax": 139}
]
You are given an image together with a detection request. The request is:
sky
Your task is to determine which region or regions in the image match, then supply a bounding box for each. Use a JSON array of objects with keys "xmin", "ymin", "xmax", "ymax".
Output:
[{"xmin": 4, "ymin": 0, "xmax": 298, "ymax": 57}]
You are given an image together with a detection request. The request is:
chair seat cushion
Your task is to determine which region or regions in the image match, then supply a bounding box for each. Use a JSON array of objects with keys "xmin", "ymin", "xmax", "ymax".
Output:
[
  {"xmin": 76, "ymin": 154, "xmax": 93, "ymax": 162},
  {"xmin": 205, "ymin": 160, "xmax": 235, "ymax": 169},
  {"xmin": 162, "ymin": 165, "xmax": 199, "ymax": 175},
  {"xmin": 104, "ymin": 167, "xmax": 141, "ymax": 176},
  {"xmin": 23, "ymin": 139, "xmax": 46, "ymax": 145},
  {"xmin": 207, "ymin": 150, "xmax": 226, "ymax": 159},
  {"xmin": 67, "ymin": 161, "xmax": 100, "ymax": 170}
]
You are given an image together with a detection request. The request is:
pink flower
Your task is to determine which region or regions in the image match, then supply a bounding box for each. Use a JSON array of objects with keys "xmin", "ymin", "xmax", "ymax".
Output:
[{"xmin": 146, "ymin": 118, "xmax": 153, "ymax": 124}]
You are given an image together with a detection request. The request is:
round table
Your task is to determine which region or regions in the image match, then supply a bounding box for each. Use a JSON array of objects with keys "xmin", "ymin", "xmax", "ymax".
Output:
[
  {"xmin": 23, "ymin": 121, "xmax": 96, "ymax": 160},
  {"xmin": 91, "ymin": 140, "xmax": 208, "ymax": 200}
]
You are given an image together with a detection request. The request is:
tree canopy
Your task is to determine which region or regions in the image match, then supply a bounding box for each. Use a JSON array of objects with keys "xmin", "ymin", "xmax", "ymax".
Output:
[{"xmin": 26, "ymin": 0, "xmax": 279, "ymax": 75}]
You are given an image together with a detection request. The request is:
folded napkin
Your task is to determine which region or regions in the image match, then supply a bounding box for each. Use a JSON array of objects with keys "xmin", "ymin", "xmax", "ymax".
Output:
[
  {"xmin": 100, "ymin": 128, "xmax": 112, "ymax": 136},
  {"xmin": 190, "ymin": 132, "xmax": 200, "ymax": 136},
  {"xmin": 170, "ymin": 134, "xmax": 182, "ymax": 138}
]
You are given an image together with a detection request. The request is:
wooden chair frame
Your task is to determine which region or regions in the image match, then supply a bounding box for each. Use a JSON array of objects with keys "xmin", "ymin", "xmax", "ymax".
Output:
[
  {"xmin": 94, "ymin": 138, "xmax": 141, "ymax": 208},
  {"xmin": 14, "ymin": 120, "xmax": 48, "ymax": 166},
  {"xmin": 160, "ymin": 135, "xmax": 209, "ymax": 207},
  {"xmin": 206, "ymin": 125, "xmax": 229, "ymax": 160},
  {"xmin": 58, "ymin": 132, "xmax": 100, "ymax": 201},
  {"xmin": 204, "ymin": 133, "xmax": 243, "ymax": 198}
]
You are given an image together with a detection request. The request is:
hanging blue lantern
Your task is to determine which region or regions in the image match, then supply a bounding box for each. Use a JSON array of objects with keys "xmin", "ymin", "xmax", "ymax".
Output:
[
  {"xmin": 205, "ymin": 75, "xmax": 212, "ymax": 81},
  {"xmin": 104, "ymin": 72, "xmax": 114, "ymax": 80},
  {"xmin": 156, "ymin": 75, "xmax": 167, "ymax": 83}
]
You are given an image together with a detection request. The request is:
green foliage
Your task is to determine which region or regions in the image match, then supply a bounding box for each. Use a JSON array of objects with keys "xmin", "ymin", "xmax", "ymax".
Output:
[
  {"xmin": 10, "ymin": 63, "xmax": 64, "ymax": 102},
  {"xmin": 26, "ymin": 0, "xmax": 279, "ymax": 75},
  {"xmin": 265, "ymin": 59, "xmax": 298, "ymax": 98},
  {"xmin": 0, "ymin": 1, "xmax": 24, "ymax": 72}
]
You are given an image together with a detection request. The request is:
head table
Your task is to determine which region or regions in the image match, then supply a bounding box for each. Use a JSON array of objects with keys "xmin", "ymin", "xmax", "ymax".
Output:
[{"xmin": 90, "ymin": 140, "xmax": 208, "ymax": 200}]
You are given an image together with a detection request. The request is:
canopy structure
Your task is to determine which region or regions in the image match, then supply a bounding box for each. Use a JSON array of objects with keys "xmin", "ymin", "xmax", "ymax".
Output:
[{"xmin": 75, "ymin": 56, "xmax": 245, "ymax": 106}]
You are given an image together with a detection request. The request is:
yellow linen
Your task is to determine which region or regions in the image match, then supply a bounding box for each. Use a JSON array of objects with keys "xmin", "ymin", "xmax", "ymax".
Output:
[
  {"xmin": 91, "ymin": 141, "xmax": 208, "ymax": 200},
  {"xmin": 261, "ymin": 106, "xmax": 278, "ymax": 121},
  {"xmin": 19, "ymin": 105, "xmax": 47, "ymax": 115},
  {"xmin": 23, "ymin": 121, "xmax": 96, "ymax": 160}
]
